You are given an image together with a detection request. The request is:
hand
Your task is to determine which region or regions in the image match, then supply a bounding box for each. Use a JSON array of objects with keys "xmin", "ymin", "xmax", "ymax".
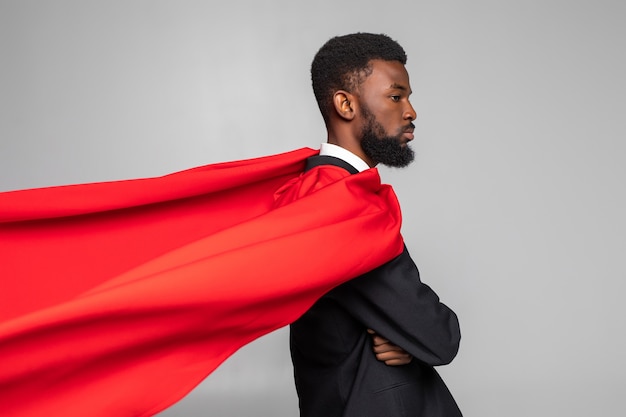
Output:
[{"xmin": 367, "ymin": 329, "xmax": 413, "ymax": 366}]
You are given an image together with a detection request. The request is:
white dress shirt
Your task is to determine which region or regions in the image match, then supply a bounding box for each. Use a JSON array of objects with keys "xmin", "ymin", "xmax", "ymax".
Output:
[{"xmin": 318, "ymin": 143, "xmax": 370, "ymax": 173}]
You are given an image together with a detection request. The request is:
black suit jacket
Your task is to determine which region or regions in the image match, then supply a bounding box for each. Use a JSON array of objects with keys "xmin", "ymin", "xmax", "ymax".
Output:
[{"xmin": 290, "ymin": 155, "xmax": 462, "ymax": 417}]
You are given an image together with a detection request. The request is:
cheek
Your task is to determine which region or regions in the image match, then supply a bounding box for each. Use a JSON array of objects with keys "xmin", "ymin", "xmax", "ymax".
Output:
[{"xmin": 378, "ymin": 113, "xmax": 398, "ymax": 133}]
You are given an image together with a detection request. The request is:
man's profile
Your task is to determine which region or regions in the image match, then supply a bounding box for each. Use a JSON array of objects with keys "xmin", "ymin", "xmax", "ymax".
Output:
[{"xmin": 275, "ymin": 32, "xmax": 462, "ymax": 417}]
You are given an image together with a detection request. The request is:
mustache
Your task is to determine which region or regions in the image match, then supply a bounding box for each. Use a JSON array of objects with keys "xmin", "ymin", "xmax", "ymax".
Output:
[{"xmin": 403, "ymin": 123, "xmax": 416, "ymax": 132}]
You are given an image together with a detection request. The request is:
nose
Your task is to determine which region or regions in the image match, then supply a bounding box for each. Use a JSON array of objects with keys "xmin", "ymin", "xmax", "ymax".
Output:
[{"xmin": 404, "ymin": 101, "xmax": 417, "ymax": 121}]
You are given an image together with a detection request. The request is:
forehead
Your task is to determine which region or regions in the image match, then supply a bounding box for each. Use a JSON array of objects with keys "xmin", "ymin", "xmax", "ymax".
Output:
[{"xmin": 360, "ymin": 59, "xmax": 411, "ymax": 92}]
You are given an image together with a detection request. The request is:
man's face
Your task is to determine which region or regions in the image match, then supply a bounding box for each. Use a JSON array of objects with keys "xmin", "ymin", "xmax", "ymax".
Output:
[{"xmin": 357, "ymin": 60, "xmax": 416, "ymax": 168}]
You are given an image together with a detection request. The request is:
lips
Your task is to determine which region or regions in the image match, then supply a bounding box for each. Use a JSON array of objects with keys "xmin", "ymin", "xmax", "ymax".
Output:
[
  {"xmin": 402, "ymin": 123, "xmax": 415, "ymax": 141},
  {"xmin": 403, "ymin": 128, "xmax": 415, "ymax": 141}
]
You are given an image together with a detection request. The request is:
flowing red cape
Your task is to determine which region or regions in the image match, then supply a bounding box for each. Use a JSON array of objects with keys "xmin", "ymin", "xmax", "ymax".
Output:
[{"xmin": 0, "ymin": 147, "xmax": 404, "ymax": 416}]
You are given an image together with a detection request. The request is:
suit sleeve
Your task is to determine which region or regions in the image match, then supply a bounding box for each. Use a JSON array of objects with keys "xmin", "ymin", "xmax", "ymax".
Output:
[{"xmin": 327, "ymin": 245, "xmax": 461, "ymax": 366}]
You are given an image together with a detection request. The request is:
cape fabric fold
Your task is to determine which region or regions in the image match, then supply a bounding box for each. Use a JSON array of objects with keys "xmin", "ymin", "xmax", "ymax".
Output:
[{"xmin": 0, "ymin": 147, "xmax": 404, "ymax": 416}]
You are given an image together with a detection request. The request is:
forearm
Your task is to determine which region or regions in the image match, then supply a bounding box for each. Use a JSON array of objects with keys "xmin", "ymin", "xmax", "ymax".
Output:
[{"xmin": 330, "ymin": 247, "xmax": 461, "ymax": 365}]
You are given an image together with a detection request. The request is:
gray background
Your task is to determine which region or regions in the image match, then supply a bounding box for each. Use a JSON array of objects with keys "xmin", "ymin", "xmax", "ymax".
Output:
[{"xmin": 1, "ymin": 1, "xmax": 624, "ymax": 416}]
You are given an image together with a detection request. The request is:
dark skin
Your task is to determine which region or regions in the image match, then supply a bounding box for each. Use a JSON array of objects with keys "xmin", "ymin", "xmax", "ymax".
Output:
[
  {"xmin": 326, "ymin": 59, "xmax": 417, "ymax": 365},
  {"xmin": 368, "ymin": 329, "xmax": 414, "ymax": 365},
  {"xmin": 326, "ymin": 59, "xmax": 416, "ymax": 167}
]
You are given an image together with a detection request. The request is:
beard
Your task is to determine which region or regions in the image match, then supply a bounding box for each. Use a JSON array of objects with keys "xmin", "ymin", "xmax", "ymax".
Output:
[{"xmin": 359, "ymin": 107, "xmax": 415, "ymax": 168}]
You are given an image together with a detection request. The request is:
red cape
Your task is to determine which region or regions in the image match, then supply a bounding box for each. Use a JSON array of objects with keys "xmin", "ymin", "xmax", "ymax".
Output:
[{"xmin": 0, "ymin": 148, "xmax": 404, "ymax": 416}]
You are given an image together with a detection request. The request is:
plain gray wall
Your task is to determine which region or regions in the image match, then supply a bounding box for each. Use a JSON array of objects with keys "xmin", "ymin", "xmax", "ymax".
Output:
[{"xmin": 1, "ymin": 1, "xmax": 624, "ymax": 416}]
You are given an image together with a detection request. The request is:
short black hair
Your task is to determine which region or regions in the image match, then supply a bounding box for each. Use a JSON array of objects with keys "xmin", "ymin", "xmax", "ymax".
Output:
[{"xmin": 311, "ymin": 32, "xmax": 407, "ymax": 123}]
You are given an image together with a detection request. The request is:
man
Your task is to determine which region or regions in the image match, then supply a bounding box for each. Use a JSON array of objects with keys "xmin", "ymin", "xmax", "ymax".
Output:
[
  {"xmin": 274, "ymin": 33, "xmax": 462, "ymax": 416},
  {"xmin": 0, "ymin": 32, "xmax": 459, "ymax": 417}
]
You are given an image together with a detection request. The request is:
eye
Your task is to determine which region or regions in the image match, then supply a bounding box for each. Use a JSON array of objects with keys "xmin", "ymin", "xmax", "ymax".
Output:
[{"xmin": 390, "ymin": 95, "xmax": 401, "ymax": 102}]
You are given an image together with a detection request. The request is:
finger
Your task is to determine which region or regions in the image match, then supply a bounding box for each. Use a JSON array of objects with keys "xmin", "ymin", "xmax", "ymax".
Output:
[
  {"xmin": 372, "ymin": 343, "xmax": 403, "ymax": 353},
  {"xmin": 375, "ymin": 351, "xmax": 412, "ymax": 363},
  {"xmin": 371, "ymin": 334, "xmax": 390, "ymax": 346},
  {"xmin": 384, "ymin": 356, "xmax": 413, "ymax": 366},
  {"xmin": 373, "ymin": 343, "xmax": 396, "ymax": 352},
  {"xmin": 368, "ymin": 330, "xmax": 389, "ymax": 344},
  {"xmin": 375, "ymin": 350, "xmax": 411, "ymax": 360}
]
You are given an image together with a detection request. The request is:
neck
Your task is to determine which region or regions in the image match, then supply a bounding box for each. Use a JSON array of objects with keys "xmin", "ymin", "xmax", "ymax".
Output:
[{"xmin": 326, "ymin": 131, "xmax": 376, "ymax": 168}]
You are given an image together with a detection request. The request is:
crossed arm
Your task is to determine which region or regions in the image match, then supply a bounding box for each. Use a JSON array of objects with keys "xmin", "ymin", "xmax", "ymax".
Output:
[{"xmin": 330, "ymin": 246, "xmax": 461, "ymax": 367}]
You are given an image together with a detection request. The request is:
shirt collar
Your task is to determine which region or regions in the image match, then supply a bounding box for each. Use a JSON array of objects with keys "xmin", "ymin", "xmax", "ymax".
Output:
[{"xmin": 319, "ymin": 143, "xmax": 370, "ymax": 173}]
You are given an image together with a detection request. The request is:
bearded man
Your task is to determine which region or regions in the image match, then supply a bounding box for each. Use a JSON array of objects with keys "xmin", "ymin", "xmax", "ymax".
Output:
[{"xmin": 275, "ymin": 33, "xmax": 463, "ymax": 417}]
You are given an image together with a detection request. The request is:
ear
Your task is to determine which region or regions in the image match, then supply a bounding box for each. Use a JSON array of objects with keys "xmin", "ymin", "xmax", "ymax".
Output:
[{"xmin": 332, "ymin": 90, "xmax": 356, "ymax": 121}]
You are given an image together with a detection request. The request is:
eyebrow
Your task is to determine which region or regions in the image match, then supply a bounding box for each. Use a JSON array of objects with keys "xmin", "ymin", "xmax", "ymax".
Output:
[{"xmin": 389, "ymin": 83, "xmax": 412, "ymax": 94}]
